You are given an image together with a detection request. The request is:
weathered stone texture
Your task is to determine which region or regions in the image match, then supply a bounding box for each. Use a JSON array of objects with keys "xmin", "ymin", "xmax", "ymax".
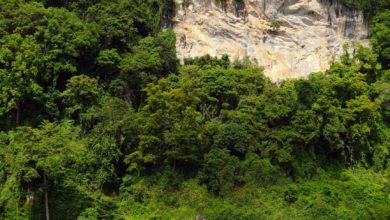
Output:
[{"xmin": 174, "ymin": 0, "xmax": 368, "ymax": 81}]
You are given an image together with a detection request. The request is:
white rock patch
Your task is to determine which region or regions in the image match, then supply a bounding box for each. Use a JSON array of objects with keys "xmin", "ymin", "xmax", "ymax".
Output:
[{"xmin": 173, "ymin": 0, "xmax": 368, "ymax": 81}]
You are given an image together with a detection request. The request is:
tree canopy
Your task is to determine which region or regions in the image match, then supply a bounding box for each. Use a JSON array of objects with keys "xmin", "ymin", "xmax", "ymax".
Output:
[{"xmin": 0, "ymin": 1, "xmax": 389, "ymax": 219}]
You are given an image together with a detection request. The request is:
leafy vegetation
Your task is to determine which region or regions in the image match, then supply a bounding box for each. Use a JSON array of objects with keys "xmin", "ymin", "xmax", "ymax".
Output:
[
  {"xmin": 269, "ymin": 20, "xmax": 281, "ymax": 31},
  {"xmin": 0, "ymin": 0, "xmax": 389, "ymax": 219},
  {"xmin": 341, "ymin": 0, "xmax": 389, "ymax": 20}
]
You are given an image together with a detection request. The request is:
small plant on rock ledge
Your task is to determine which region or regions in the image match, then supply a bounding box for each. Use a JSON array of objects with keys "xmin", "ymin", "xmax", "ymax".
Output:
[{"xmin": 270, "ymin": 20, "xmax": 281, "ymax": 31}]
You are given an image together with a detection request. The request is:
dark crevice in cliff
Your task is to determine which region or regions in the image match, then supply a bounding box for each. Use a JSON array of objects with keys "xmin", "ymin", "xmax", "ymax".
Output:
[
  {"xmin": 234, "ymin": 0, "xmax": 246, "ymax": 17},
  {"xmin": 161, "ymin": 0, "xmax": 176, "ymax": 28}
]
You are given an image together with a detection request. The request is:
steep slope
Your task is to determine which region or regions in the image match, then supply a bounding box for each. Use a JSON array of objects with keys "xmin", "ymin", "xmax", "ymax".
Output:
[{"xmin": 173, "ymin": 0, "xmax": 368, "ymax": 81}]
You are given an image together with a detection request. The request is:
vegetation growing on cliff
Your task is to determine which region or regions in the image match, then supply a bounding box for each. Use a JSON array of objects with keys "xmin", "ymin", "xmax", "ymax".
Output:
[
  {"xmin": 342, "ymin": 0, "xmax": 390, "ymax": 19},
  {"xmin": 0, "ymin": 0, "xmax": 389, "ymax": 219}
]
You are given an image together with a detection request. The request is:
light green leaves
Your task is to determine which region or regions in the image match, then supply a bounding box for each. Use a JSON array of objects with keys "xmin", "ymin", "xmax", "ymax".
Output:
[{"xmin": 0, "ymin": 34, "xmax": 43, "ymax": 117}]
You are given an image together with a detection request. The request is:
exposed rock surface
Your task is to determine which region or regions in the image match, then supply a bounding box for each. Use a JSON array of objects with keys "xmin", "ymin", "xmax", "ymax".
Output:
[{"xmin": 173, "ymin": 0, "xmax": 368, "ymax": 81}]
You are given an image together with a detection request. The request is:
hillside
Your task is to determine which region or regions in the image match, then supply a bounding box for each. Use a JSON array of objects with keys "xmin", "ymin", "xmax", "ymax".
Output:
[{"xmin": 0, "ymin": 0, "xmax": 389, "ymax": 219}]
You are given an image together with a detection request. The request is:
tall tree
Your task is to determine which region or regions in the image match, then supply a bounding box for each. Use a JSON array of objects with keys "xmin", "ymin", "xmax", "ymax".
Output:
[{"xmin": 0, "ymin": 34, "xmax": 43, "ymax": 125}]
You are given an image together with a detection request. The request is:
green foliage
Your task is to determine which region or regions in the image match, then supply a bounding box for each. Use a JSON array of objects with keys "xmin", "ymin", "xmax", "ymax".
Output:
[
  {"xmin": 111, "ymin": 169, "xmax": 389, "ymax": 220},
  {"xmin": 81, "ymin": 97, "xmax": 137, "ymax": 191},
  {"xmin": 270, "ymin": 20, "xmax": 281, "ymax": 30},
  {"xmin": 371, "ymin": 10, "xmax": 390, "ymax": 69},
  {"xmin": 184, "ymin": 54, "xmax": 230, "ymax": 69},
  {"xmin": 0, "ymin": 0, "xmax": 389, "ymax": 219},
  {"xmin": 200, "ymin": 148, "xmax": 241, "ymax": 195},
  {"xmin": 342, "ymin": 0, "xmax": 390, "ymax": 18},
  {"xmin": 0, "ymin": 121, "xmax": 89, "ymax": 219},
  {"xmin": 373, "ymin": 70, "xmax": 390, "ymax": 124},
  {"xmin": 242, "ymin": 153, "xmax": 280, "ymax": 185},
  {"xmin": 0, "ymin": 34, "xmax": 42, "ymax": 124},
  {"xmin": 62, "ymin": 75, "xmax": 102, "ymax": 117}
]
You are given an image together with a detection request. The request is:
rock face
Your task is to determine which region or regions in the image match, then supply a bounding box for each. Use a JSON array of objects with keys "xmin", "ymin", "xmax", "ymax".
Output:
[{"xmin": 173, "ymin": 0, "xmax": 368, "ymax": 81}]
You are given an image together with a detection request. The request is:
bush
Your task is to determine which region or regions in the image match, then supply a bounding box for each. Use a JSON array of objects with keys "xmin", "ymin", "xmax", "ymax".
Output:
[{"xmin": 200, "ymin": 148, "xmax": 241, "ymax": 195}]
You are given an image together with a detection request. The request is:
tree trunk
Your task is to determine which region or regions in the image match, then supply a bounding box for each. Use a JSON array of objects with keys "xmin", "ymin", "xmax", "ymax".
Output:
[
  {"xmin": 43, "ymin": 174, "xmax": 50, "ymax": 220},
  {"xmin": 16, "ymin": 101, "xmax": 21, "ymax": 125},
  {"xmin": 371, "ymin": 0, "xmax": 376, "ymax": 14}
]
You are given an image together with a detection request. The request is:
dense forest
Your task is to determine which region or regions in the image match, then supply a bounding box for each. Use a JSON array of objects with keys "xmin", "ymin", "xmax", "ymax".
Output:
[{"xmin": 0, "ymin": 0, "xmax": 389, "ymax": 219}]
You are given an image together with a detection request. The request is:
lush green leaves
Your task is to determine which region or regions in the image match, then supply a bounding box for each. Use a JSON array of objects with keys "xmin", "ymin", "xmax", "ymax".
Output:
[
  {"xmin": 0, "ymin": 34, "xmax": 42, "ymax": 124},
  {"xmin": 0, "ymin": 0, "xmax": 389, "ymax": 219}
]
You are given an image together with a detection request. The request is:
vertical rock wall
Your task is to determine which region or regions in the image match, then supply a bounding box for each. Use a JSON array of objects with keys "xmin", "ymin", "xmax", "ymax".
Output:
[{"xmin": 173, "ymin": 0, "xmax": 368, "ymax": 81}]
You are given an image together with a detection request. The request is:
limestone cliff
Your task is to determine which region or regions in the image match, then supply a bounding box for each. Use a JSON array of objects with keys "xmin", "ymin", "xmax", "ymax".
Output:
[{"xmin": 173, "ymin": 0, "xmax": 368, "ymax": 81}]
